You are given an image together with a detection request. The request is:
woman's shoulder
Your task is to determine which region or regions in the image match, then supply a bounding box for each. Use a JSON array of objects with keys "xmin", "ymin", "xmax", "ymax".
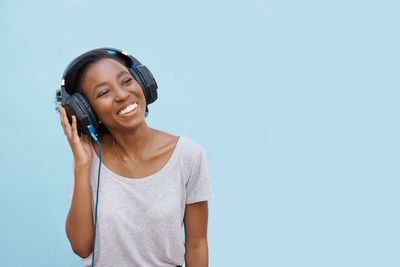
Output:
[
  {"xmin": 179, "ymin": 135, "xmax": 204, "ymax": 149},
  {"xmin": 152, "ymin": 129, "xmax": 207, "ymax": 156},
  {"xmin": 176, "ymin": 135, "xmax": 208, "ymax": 159}
]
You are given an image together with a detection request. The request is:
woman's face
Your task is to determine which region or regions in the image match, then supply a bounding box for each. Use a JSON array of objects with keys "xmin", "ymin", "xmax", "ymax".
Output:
[{"xmin": 80, "ymin": 58, "xmax": 147, "ymax": 132}]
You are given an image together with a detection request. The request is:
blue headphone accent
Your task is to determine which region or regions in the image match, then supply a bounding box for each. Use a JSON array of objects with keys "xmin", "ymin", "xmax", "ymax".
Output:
[
  {"xmin": 67, "ymin": 58, "xmax": 79, "ymax": 71},
  {"xmin": 86, "ymin": 119, "xmax": 98, "ymax": 142},
  {"xmin": 105, "ymin": 49, "xmax": 117, "ymax": 55}
]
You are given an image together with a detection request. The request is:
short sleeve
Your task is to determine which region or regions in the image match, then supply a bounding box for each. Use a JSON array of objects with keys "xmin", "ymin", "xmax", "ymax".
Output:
[{"xmin": 185, "ymin": 147, "xmax": 214, "ymax": 204}]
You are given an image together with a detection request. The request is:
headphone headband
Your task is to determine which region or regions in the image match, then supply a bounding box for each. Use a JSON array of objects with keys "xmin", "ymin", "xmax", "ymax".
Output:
[{"xmin": 61, "ymin": 47, "xmax": 143, "ymax": 90}]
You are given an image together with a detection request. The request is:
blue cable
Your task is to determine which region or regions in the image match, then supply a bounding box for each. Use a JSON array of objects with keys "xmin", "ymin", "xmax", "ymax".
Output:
[
  {"xmin": 91, "ymin": 137, "xmax": 101, "ymax": 267},
  {"xmin": 85, "ymin": 123, "xmax": 101, "ymax": 267}
]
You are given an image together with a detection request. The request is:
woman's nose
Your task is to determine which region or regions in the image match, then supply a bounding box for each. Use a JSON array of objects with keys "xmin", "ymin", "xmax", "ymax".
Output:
[{"xmin": 114, "ymin": 86, "xmax": 129, "ymax": 101}]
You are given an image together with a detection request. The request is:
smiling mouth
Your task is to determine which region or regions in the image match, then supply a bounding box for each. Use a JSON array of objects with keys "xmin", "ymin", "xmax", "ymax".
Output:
[{"xmin": 118, "ymin": 102, "xmax": 138, "ymax": 116}]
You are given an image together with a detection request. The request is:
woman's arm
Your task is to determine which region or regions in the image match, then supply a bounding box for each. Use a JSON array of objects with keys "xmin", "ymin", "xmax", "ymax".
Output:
[
  {"xmin": 183, "ymin": 201, "xmax": 209, "ymax": 267},
  {"xmin": 59, "ymin": 105, "xmax": 94, "ymax": 258},
  {"xmin": 65, "ymin": 165, "xmax": 94, "ymax": 258}
]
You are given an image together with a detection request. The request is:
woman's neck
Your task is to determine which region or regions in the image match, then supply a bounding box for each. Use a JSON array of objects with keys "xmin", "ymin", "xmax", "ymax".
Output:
[{"xmin": 108, "ymin": 122, "xmax": 155, "ymax": 162}]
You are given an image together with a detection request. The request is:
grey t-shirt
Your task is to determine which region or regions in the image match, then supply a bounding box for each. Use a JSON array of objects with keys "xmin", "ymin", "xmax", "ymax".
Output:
[{"xmin": 68, "ymin": 135, "xmax": 214, "ymax": 267}]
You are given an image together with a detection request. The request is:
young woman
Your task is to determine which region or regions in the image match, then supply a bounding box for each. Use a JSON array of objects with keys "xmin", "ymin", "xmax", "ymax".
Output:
[{"xmin": 58, "ymin": 48, "xmax": 214, "ymax": 266}]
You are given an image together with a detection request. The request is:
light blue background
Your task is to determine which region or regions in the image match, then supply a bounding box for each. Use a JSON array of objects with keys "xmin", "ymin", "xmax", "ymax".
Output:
[{"xmin": 0, "ymin": 0, "xmax": 399, "ymax": 266}]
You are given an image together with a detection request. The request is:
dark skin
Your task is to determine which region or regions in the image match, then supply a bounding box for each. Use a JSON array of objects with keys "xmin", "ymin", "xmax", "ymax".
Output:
[{"xmin": 59, "ymin": 58, "xmax": 209, "ymax": 266}]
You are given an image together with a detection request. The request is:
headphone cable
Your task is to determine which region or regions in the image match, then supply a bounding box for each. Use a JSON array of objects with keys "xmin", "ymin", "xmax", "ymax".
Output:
[
  {"xmin": 82, "ymin": 116, "xmax": 102, "ymax": 267},
  {"xmin": 90, "ymin": 136, "xmax": 102, "ymax": 267}
]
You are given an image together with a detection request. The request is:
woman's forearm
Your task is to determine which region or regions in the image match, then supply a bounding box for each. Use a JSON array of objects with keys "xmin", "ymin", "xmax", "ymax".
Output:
[
  {"xmin": 65, "ymin": 165, "xmax": 94, "ymax": 258},
  {"xmin": 185, "ymin": 239, "xmax": 209, "ymax": 267}
]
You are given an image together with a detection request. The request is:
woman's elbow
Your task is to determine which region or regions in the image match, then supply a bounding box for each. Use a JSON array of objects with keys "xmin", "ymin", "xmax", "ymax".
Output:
[{"xmin": 73, "ymin": 247, "xmax": 92, "ymax": 259}]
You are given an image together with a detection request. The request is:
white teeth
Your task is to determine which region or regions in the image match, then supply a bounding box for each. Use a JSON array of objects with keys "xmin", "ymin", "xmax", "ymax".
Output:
[{"xmin": 119, "ymin": 103, "xmax": 138, "ymax": 115}]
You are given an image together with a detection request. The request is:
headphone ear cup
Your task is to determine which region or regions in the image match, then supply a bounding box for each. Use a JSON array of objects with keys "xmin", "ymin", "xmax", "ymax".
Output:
[
  {"xmin": 63, "ymin": 94, "xmax": 86, "ymax": 136},
  {"xmin": 71, "ymin": 92, "xmax": 101, "ymax": 136},
  {"xmin": 138, "ymin": 65, "xmax": 158, "ymax": 104},
  {"xmin": 129, "ymin": 68, "xmax": 149, "ymax": 103},
  {"xmin": 128, "ymin": 66, "xmax": 158, "ymax": 105}
]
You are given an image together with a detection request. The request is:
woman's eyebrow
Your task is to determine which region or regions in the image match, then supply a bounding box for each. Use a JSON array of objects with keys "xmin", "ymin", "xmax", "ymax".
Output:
[
  {"xmin": 93, "ymin": 82, "xmax": 107, "ymax": 95},
  {"xmin": 117, "ymin": 70, "xmax": 130, "ymax": 79},
  {"xmin": 92, "ymin": 71, "xmax": 130, "ymax": 95}
]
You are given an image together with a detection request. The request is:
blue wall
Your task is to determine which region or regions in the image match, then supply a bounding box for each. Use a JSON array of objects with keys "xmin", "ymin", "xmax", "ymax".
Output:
[{"xmin": 0, "ymin": 0, "xmax": 399, "ymax": 266}]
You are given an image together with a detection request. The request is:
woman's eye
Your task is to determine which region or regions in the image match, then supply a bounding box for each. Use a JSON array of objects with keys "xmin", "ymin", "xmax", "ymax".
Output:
[
  {"xmin": 124, "ymin": 78, "xmax": 133, "ymax": 85},
  {"xmin": 97, "ymin": 90, "xmax": 110, "ymax": 98}
]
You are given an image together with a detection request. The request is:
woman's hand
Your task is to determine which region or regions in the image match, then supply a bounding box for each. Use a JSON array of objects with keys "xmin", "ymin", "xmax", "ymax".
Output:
[{"xmin": 59, "ymin": 105, "xmax": 93, "ymax": 167}]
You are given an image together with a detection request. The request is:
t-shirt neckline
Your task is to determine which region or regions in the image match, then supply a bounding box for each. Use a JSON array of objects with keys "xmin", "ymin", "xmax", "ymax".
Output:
[{"xmin": 90, "ymin": 135, "xmax": 185, "ymax": 184}]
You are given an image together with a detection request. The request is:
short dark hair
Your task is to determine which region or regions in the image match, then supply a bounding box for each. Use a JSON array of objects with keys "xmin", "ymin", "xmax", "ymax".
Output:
[{"xmin": 64, "ymin": 49, "xmax": 127, "ymax": 95}]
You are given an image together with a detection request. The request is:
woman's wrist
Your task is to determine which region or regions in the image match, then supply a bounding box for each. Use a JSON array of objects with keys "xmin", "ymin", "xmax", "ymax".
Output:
[{"xmin": 74, "ymin": 161, "xmax": 91, "ymax": 171}]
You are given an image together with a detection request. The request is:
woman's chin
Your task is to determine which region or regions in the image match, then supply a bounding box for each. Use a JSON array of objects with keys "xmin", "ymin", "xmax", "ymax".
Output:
[{"xmin": 110, "ymin": 116, "xmax": 146, "ymax": 131}]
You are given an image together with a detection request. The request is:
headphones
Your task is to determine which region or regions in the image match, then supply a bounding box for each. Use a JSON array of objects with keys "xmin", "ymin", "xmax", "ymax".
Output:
[{"xmin": 56, "ymin": 47, "xmax": 158, "ymax": 140}]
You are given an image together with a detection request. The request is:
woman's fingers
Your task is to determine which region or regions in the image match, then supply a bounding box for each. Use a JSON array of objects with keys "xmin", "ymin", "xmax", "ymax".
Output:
[
  {"xmin": 71, "ymin": 115, "xmax": 78, "ymax": 138},
  {"xmin": 58, "ymin": 105, "xmax": 64, "ymax": 128},
  {"xmin": 70, "ymin": 115, "xmax": 82, "ymax": 147},
  {"xmin": 58, "ymin": 105, "xmax": 93, "ymax": 165},
  {"xmin": 61, "ymin": 106, "xmax": 71, "ymax": 138},
  {"xmin": 58, "ymin": 105, "xmax": 66, "ymax": 131},
  {"xmin": 59, "ymin": 105, "xmax": 72, "ymax": 138}
]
